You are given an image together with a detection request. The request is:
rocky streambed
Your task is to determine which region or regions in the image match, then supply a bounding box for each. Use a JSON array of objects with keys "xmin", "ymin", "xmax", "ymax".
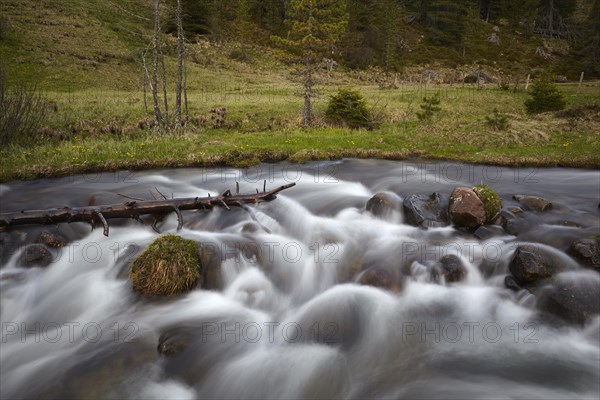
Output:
[{"xmin": 0, "ymin": 159, "xmax": 599, "ymax": 399}]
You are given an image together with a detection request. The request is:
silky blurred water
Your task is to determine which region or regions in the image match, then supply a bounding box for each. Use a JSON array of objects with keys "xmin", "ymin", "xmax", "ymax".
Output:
[{"xmin": 1, "ymin": 159, "xmax": 599, "ymax": 399}]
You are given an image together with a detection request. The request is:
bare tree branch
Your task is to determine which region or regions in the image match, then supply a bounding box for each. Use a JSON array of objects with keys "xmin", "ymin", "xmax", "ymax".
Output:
[{"xmin": 0, "ymin": 183, "xmax": 296, "ymax": 236}]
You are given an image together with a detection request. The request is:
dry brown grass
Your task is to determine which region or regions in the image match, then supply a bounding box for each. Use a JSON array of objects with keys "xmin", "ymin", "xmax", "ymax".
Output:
[{"xmin": 130, "ymin": 235, "xmax": 201, "ymax": 297}]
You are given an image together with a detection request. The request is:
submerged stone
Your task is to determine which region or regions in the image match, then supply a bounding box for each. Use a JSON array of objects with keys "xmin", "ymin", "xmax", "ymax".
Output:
[
  {"xmin": 35, "ymin": 230, "xmax": 68, "ymax": 248},
  {"xmin": 508, "ymin": 245, "xmax": 560, "ymax": 286},
  {"xmin": 403, "ymin": 192, "xmax": 448, "ymax": 227},
  {"xmin": 431, "ymin": 255, "xmax": 467, "ymax": 284},
  {"xmin": 18, "ymin": 244, "xmax": 53, "ymax": 268},
  {"xmin": 358, "ymin": 268, "xmax": 399, "ymax": 291},
  {"xmin": 536, "ymin": 272, "xmax": 600, "ymax": 325},
  {"xmin": 366, "ymin": 192, "xmax": 400, "ymax": 218},
  {"xmin": 568, "ymin": 238, "xmax": 600, "ymax": 272},
  {"xmin": 513, "ymin": 195, "xmax": 553, "ymax": 212}
]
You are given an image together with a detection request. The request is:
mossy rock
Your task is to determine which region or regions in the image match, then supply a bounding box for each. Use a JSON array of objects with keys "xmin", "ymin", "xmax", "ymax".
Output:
[
  {"xmin": 472, "ymin": 184, "xmax": 503, "ymax": 223},
  {"xmin": 130, "ymin": 234, "xmax": 201, "ymax": 296}
]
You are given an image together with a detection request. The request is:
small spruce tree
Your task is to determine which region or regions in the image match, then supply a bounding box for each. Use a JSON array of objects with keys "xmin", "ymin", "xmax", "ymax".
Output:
[
  {"xmin": 273, "ymin": 0, "xmax": 348, "ymax": 127},
  {"xmin": 485, "ymin": 108, "xmax": 509, "ymax": 130},
  {"xmin": 524, "ymin": 75, "xmax": 566, "ymax": 114},
  {"xmin": 326, "ymin": 89, "xmax": 372, "ymax": 129},
  {"xmin": 416, "ymin": 93, "xmax": 441, "ymax": 121}
]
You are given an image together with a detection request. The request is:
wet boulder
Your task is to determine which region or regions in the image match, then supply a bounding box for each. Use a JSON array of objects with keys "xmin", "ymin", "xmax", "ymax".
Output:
[
  {"xmin": 35, "ymin": 230, "xmax": 68, "ymax": 248},
  {"xmin": 508, "ymin": 245, "xmax": 561, "ymax": 286},
  {"xmin": 403, "ymin": 192, "xmax": 448, "ymax": 227},
  {"xmin": 366, "ymin": 192, "xmax": 400, "ymax": 218},
  {"xmin": 431, "ymin": 255, "xmax": 467, "ymax": 284},
  {"xmin": 495, "ymin": 209, "xmax": 531, "ymax": 236},
  {"xmin": 241, "ymin": 222, "xmax": 268, "ymax": 233},
  {"xmin": 158, "ymin": 327, "xmax": 197, "ymax": 357},
  {"xmin": 0, "ymin": 232, "xmax": 22, "ymax": 265},
  {"xmin": 358, "ymin": 268, "xmax": 399, "ymax": 291},
  {"xmin": 293, "ymin": 287, "xmax": 371, "ymax": 350},
  {"xmin": 0, "ymin": 271, "xmax": 27, "ymax": 283},
  {"xmin": 513, "ymin": 195, "xmax": 553, "ymax": 212},
  {"xmin": 474, "ymin": 225, "xmax": 506, "ymax": 240},
  {"xmin": 536, "ymin": 272, "xmax": 600, "ymax": 325},
  {"xmin": 448, "ymin": 187, "xmax": 486, "ymax": 229},
  {"xmin": 504, "ymin": 275, "xmax": 522, "ymax": 292},
  {"xmin": 18, "ymin": 244, "xmax": 53, "ymax": 267},
  {"xmin": 568, "ymin": 238, "xmax": 600, "ymax": 272}
]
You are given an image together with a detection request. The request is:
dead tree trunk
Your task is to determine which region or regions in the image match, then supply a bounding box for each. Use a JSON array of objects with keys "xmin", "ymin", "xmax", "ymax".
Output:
[
  {"xmin": 159, "ymin": 27, "xmax": 169, "ymax": 124},
  {"xmin": 303, "ymin": 54, "xmax": 313, "ymax": 127},
  {"xmin": 175, "ymin": 0, "xmax": 184, "ymax": 125},
  {"xmin": 183, "ymin": 49, "xmax": 189, "ymax": 116},
  {"xmin": 152, "ymin": 0, "xmax": 163, "ymax": 127},
  {"xmin": 0, "ymin": 183, "xmax": 296, "ymax": 237},
  {"xmin": 302, "ymin": 5, "xmax": 314, "ymax": 128},
  {"xmin": 142, "ymin": 50, "xmax": 149, "ymax": 114}
]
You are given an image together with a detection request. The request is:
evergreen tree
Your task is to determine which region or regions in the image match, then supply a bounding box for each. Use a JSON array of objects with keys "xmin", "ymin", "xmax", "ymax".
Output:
[
  {"xmin": 274, "ymin": 0, "xmax": 348, "ymax": 126},
  {"xmin": 535, "ymin": 0, "xmax": 577, "ymax": 38},
  {"xmin": 340, "ymin": 0, "xmax": 378, "ymax": 68},
  {"xmin": 375, "ymin": 0, "xmax": 404, "ymax": 75},
  {"xmin": 406, "ymin": 0, "xmax": 472, "ymax": 46},
  {"xmin": 249, "ymin": 0, "xmax": 286, "ymax": 35},
  {"xmin": 177, "ymin": 0, "xmax": 216, "ymax": 35},
  {"xmin": 524, "ymin": 75, "xmax": 566, "ymax": 114},
  {"xmin": 234, "ymin": 0, "xmax": 253, "ymax": 56},
  {"xmin": 571, "ymin": 0, "xmax": 600, "ymax": 77}
]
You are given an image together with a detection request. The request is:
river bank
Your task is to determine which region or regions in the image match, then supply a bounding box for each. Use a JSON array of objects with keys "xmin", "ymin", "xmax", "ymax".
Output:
[{"xmin": 2, "ymin": 82, "xmax": 599, "ymax": 182}]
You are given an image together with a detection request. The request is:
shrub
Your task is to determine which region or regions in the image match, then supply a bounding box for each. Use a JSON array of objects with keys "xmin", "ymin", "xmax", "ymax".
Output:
[
  {"xmin": 555, "ymin": 103, "xmax": 600, "ymax": 120},
  {"xmin": 473, "ymin": 184, "xmax": 503, "ymax": 223},
  {"xmin": 416, "ymin": 94, "xmax": 441, "ymax": 121},
  {"xmin": 0, "ymin": 15, "xmax": 7, "ymax": 40},
  {"xmin": 524, "ymin": 76, "xmax": 566, "ymax": 114},
  {"xmin": 325, "ymin": 88, "xmax": 373, "ymax": 129},
  {"xmin": 229, "ymin": 48, "xmax": 249, "ymax": 62},
  {"xmin": 130, "ymin": 234, "xmax": 201, "ymax": 296},
  {"xmin": 485, "ymin": 108, "xmax": 509, "ymax": 130},
  {"xmin": 0, "ymin": 69, "xmax": 48, "ymax": 145}
]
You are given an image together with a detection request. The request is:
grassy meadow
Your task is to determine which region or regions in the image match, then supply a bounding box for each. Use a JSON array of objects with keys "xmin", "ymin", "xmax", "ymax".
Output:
[
  {"xmin": 1, "ymin": 0, "xmax": 599, "ymax": 182},
  {"xmin": 1, "ymin": 77, "xmax": 599, "ymax": 182}
]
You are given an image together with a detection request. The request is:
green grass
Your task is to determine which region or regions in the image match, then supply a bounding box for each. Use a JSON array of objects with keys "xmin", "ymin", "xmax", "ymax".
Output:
[{"xmin": 1, "ymin": 80, "xmax": 598, "ymax": 182}]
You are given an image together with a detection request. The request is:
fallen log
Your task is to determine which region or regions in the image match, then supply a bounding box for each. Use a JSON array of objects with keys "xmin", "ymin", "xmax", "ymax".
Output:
[{"xmin": 0, "ymin": 182, "xmax": 296, "ymax": 236}]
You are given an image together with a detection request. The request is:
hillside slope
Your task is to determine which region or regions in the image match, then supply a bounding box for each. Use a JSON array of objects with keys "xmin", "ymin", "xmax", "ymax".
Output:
[{"xmin": 0, "ymin": 0, "xmax": 594, "ymax": 90}]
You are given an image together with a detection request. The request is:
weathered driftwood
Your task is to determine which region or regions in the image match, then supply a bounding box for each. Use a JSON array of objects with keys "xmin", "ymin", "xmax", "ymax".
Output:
[{"xmin": 0, "ymin": 182, "xmax": 296, "ymax": 236}]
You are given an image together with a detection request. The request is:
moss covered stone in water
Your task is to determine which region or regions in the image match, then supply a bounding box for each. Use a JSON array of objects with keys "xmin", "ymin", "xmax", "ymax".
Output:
[
  {"xmin": 130, "ymin": 234, "xmax": 201, "ymax": 296},
  {"xmin": 473, "ymin": 184, "xmax": 503, "ymax": 223}
]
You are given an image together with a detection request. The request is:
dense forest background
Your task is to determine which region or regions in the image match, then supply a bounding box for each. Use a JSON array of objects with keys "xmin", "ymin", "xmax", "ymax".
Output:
[
  {"xmin": 1, "ymin": 0, "xmax": 599, "ymax": 90},
  {"xmin": 173, "ymin": 0, "xmax": 599, "ymax": 77}
]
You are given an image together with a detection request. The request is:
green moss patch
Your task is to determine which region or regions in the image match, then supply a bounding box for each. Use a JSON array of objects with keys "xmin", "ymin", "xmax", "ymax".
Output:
[
  {"xmin": 473, "ymin": 184, "xmax": 503, "ymax": 223},
  {"xmin": 130, "ymin": 234, "xmax": 201, "ymax": 296}
]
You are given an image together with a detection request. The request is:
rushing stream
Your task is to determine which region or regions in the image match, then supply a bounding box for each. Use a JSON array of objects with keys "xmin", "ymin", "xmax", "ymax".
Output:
[{"xmin": 1, "ymin": 159, "xmax": 599, "ymax": 399}]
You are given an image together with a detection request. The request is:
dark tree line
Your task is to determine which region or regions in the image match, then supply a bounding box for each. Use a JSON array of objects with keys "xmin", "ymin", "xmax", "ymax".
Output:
[{"xmin": 166, "ymin": 0, "xmax": 598, "ymax": 77}]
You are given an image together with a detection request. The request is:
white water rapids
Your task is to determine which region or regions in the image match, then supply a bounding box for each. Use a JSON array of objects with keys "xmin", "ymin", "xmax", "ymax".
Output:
[{"xmin": 0, "ymin": 159, "xmax": 599, "ymax": 399}]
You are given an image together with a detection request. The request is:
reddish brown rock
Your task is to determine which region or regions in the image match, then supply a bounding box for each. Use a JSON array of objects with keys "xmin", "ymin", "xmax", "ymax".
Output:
[{"xmin": 448, "ymin": 187, "xmax": 486, "ymax": 228}]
